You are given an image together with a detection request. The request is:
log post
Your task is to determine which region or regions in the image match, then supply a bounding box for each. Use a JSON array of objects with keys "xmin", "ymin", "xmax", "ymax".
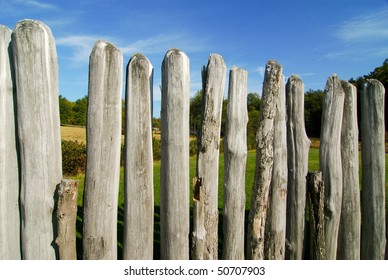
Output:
[
  {"xmin": 265, "ymin": 74, "xmax": 287, "ymax": 260},
  {"xmin": 160, "ymin": 49, "xmax": 190, "ymax": 259},
  {"xmin": 192, "ymin": 54, "xmax": 226, "ymax": 260},
  {"xmin": 285, "ymin": 75, "xmax": 310, "ymax": 260},
  {"xmin": 56, "ymin": 179, "xmax": 78, "ymax": 260},
  {"xmin": 0, "ymin": 24, "xmax": 21, "ymax": 260},
  {"xmin": 360, "ymin": 79, "xmax": 386, "ymax": 260},
  {"xmin": 319, "ymin": 74, "xmax": 344, "ymax": 260},
  {"xmin": 83, "ymin": 41, "xmax": 123, "ymax": 260},
  {"xmin": 337, "ymin": 81, "xmax": 360, "ymax": 260},
  {"xmin": 12, "ymin": 20, "xmax": 62, "ymax": 260},
  {"xmin": 307, "ymin": 171, "xmax": 325, "ymax": 260},
  {"xmin": 123, "ymin": 53, "xmax": 154, "ymax": 260},
  {"xmin": 247, "ymin": 60, "xmax": 282, "ymax": 260},
  {"xmin": 222, "ymin": 67, "xmax": 248, "ymax": 260}
]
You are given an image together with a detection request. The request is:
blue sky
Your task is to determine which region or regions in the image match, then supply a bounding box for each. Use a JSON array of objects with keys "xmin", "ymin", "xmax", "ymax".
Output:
[{"xmin": 1, "ymin": 0, "xmax": 388, "ymax": 117}]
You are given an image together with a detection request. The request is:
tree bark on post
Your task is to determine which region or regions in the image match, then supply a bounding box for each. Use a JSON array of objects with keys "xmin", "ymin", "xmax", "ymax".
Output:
[
  {"xmin": 265, "ymin": 75, "xmax": 287, "ymax": 260},
  {"xmin": 361, "ymin": 79, "xmax": 386, "ymax": 260},
  {"xmin": 223, "ymin": 67, "xmax": 248, "ymax": 260},
  {"xmin": 337, "ymin": 81, "xmax": 360, "ymax": 260},
  {"xmin": 285, "ymin": 75, "xmax": 310, "ymax": 260},
  {"xmin": 12, "ymin": 20, "xmax": 62, "ymax": 260},
  {"xmin": 56, "ymin": 179, "xmax": 78, "ymax": 260},
  {"xmin": 160, "ymin": 49, "xmax": 190, "ymax": 260},
  {"xmin": 192, "ymin": 54, "xmax": 226, "ymax": 260},
  {"xmin": 123, "ymin": 53, "xmax": 154, "ymax": 260},
  {"xmin": 83, "ymin": 41, "xmax": 123, "ymax": 260},
  {"xmin": 0, "ymin": 25, "xmax": 21, "ymax": 260},
  {"xmin": 319, "ymin": 74, "xmax": 344, "ymax": 260},
  {"xmin": 247, "ymin": 60, "xmax": 282, "ymax": 260},
  {"xmin": 307, "ymin": 171, "xmax": 325, "ymax": 260}
]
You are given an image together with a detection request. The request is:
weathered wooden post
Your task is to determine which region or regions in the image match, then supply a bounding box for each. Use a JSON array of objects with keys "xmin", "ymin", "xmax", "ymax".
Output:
[
  {"xmin": 264, "ymin": 75, "xmax": 287, "ymax": 260},
  {"xmin": 56, "ymin": 179, "xmax": 78, "ymax": 260},
  {"xmin": 222, "ymin": 67, "xmax": 248, "ymax": 260},
  {"xmin": 337, "ymin": 81, "xmax": 360, "ymax": 260},
  {"xmin": 83, "ymin": 41, "xmax": 123, "ymax": 260},
  {"xmin": 319, "ymin": 74, "xmax": 344, "ymax": 260},
  {"xmin": 123, "ymin": 53, "xmax": 154, "ymax": 260},
  {"xmin": 361, "ymin": 79, "xmax": 386, "ymax": 260},
  {"xmin": 0, "ymin": 25, "xmax": 20, "ymax": 260},
  {"xmin": 285, "ymin": 75, "xmax": 310, "ymax": 260},
  {"xmin": 160, "ymin": 49, "xmax": 190, "ymax": 259},
  {"xmin": 12, "ymin": 19, "xmax": 62, "ymax": 260},
  {"xmin": 307, "ymin": 171, "xmax": 325, "ymax": 260},
  {"xmin": 192, "ymin": 54, "xmax": 226, "ymax": 260},
  {"xmin": 247, "ymin": 60, "xmax": 282, "ymax": 260}
]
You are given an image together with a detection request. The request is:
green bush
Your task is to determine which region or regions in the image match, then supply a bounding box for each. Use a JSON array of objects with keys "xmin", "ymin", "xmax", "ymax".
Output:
[
  {"xmin": 153, "ymin": 138, "xmax": 161, "ymax": 161},
  {"xmin": 61, "ymin": 140, "xmax": 86, "ymax": 175}
]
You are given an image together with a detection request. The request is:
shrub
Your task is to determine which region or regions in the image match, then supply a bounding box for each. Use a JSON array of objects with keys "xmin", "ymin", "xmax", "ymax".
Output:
[
  {"xmin": 153, "ymin": 138, "xmax": 161, "ymax": 161},
  {"xmin": 61, "ymin": 140, "xmax": 86, "ymax": 175}
]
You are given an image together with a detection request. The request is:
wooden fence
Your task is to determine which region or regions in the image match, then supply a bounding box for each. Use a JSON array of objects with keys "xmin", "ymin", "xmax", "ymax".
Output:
[{"xmin": 0, "ymin": 20, "xmax": 386, "ymax": 260}]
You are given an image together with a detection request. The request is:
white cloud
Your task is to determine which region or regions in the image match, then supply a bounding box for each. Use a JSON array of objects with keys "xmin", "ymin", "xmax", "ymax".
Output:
[
  {"xmin": 56, "ymin": 35, "xmax": 101, "ymax": 64},
  {"xmin": 256, "ymin": 66, "xmax": 265, "ymax": 76},
  {"xmin": 337, "ymin": 8, "xmax": 388, "ymax": 42}
]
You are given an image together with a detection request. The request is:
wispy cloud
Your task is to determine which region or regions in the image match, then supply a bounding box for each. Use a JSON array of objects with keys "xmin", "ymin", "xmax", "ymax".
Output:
[
  {"xmin": 255, "ymin": 66, "xmax": 265, "ymax": 76},
  {"xmin": 0, "ymin": 0, "xmax": 56, "ymax": 17},
  {"xmin": 19, "ymin": 0, "xmax": 56, "ymax": 10},
  {"xmin": 56, "ymin": 35, "xmax": 100, "ymax": 64},
  {"xmin": 337, "ymin": 7, "xmax": 388, "ymax": 42}
]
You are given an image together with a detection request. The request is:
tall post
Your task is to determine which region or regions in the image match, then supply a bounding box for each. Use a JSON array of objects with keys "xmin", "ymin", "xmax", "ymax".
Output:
[
  {"xmin": 222, "ymin": 67, "xmax": 248, "ymax": 260},
  {"xmin": 285, "ymin": 75, "xmax": 310, "ymax": 259},
  {"xmin": 337, "ymin": 81, "xmax": 360, "ymax": 260},
  {"xmin": 160, "ymin": 49, "xmax": 190, "ymax": 259},
  {"xmin": 83, "ymin": 41, "xmax": 123, "ymax": 260},
  {"xmin": 361, "ymin": 79, "xmax": 386, "ymax": 260},
  {"xmin": 319, "ymin": 74, "xmax": 344, "ymax": 260},
  {"xmin": 12, "ymin": 20, "xmax": 62, "ymax": 260},
  {"xmin": 0, "ymin": 25, "xmax": 20, "ymax": 260},
  {"xmin": 123, "ymin": 53, "xmax": 154, "ymax": 260},
  {"xmin": 265, "ymin": 74, "xmax": 287, "ymax": 260},
  {"xmin": 247, "ymin": 60, "xmax": 282, "ymax": 260},
  {"xmin": 192, "ymin": 54, "xmax": 226, "ymax": 260}
]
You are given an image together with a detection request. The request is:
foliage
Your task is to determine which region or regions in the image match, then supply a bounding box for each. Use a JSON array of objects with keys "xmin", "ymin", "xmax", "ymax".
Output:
[
  {"xmin": 59, "ymin": 95, "xmax": 87, "ymax": 126},
  {"xmin": 304, "ymin": 89, "xmax": 324, "ymax": 138},
  {"xmin": 153, "ymin": 137, "xmax": 161, "ymax": 161},
  {"xmin": 62, "ymin": 140, "xmax": 86, "ymax": 175}
]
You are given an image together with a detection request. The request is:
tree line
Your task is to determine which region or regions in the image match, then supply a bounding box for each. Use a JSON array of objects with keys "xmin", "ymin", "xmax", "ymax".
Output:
[{"xmin": 59, "ymin": 58, "xmax": 388, "ymax": 146}]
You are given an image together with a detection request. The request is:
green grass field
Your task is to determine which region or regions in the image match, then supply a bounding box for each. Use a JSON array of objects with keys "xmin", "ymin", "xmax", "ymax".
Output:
[{"xmin": 71, "ymin": 148, "xmax": 388, "ymax": 259}]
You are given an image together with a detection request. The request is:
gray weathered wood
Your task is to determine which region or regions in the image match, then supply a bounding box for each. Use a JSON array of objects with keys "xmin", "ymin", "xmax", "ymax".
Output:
[
  {"xmin": 222, "ymin": 67, "xmax": 248, "ymax": 260},
  {"xmin": 319, "ymin": 74, "xmax": 344, "ymax": 260},
  {"xmin": 56, "ymin": 179, "xmax": 78, "ymax": 260},
  {"xmin": 265, "ymin": 74, "xmax": 287, "ymax": 260},
  {"xmin": 307, "ymin": 171, "xmax": 325, "ymax": 260},
  {"xmin": 83, "ymin": 40, "xmax": 123, "ymax": 260},
  {"xmin": 123, "ymin": 53, "xmax": 154, "ymax": 260},
  {"xmin": 192, "ymin": 54, "xmax": 226, "ymax": 260},
  {"xmin": 160, "ymin": 49, "xmax": 190, "ymax": 260},
  {"xmin": 247, "ymin": 60, "xmax": 282, "ymax": 260},
  {"xmin": 12, "ymin": 19, "xmax": 62, "ymax": 260},
  {"xmin": 337, "ymin": 81, "xmax": 360, "ymax": 260},
  {"xmin": 0, "ymin": 25, "xmax": 21, "ymax": 260},
  {"xmin": 285, "ymin": 74, "xmax": 310, "ymax": 260},
  {"xmin": 360, "ymin": 79, "xmax": 386, "ymax": 260}
]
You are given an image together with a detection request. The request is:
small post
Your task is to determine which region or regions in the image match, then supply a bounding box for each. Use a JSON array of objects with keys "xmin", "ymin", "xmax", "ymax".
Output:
[
  {"xmin": 83, "ymin": 41, "xmax": 123, "ymax": 260},
  {"xmin": 222, "ymin": 67, "xmax": 248, "ymax": 260},
  {"xmin": 160, "ymin": 49, "xmax": 190, "ymax": 260},
  {"xmin": 265, "ymin": 74, "xmax": 287, "ymax": 260},
  {"xmin": 307, "ymin": 171, "xmax": 325, "ymax": 260},
  {"xmin": 285, "ymin": 75, "xmax": 311, "ymax": 260},
  {"xmin": 319, "ymin": 74, "xmax": 344, "ymax": 259},
  {"xmin": 12, "ymin": 19, "xmax": 62, "ymax": 260},
  {"xmin": 361, "ymin": 79, "xmax": 386, "ymax": 260},
  {"xmin": 0, "ymin": 24, "xmax": 21, "ymax": 260},
  {"xmin": 56, "ymin": 179, "xmax": 78, "ymax": 260},
  {"xmin": 337, "ymin": 81, "xmax": 360, "ymax": 260},
  {"xmin": 192, "ymin": 54, "xmax": 226, "ymax": 260},
  {"xmin": 123, "ymin": 53, "xmax": 154, "ymax": 260},
  {"xmin": 247, "ymin": 60, "xmax": 282, "ymax": 260}
]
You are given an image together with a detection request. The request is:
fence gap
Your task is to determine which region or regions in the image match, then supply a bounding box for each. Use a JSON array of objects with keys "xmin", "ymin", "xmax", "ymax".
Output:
[
  {"xmin": 83, "ymin": 40, "xmax": 123, "ymax": 260},
  {"xmin": 222, "ymin": 67, "xmax": 248, "ymax": 260}
]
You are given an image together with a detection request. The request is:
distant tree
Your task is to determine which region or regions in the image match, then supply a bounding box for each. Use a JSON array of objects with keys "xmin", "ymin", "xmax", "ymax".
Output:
[
  {"xmin": 304, "ymin": 89, "xmax": 324, "ymax": 138},
  {"xmin": 152, "ymin": 117, "xmax": 161, "ymax": 130},
  {"xmin": 247, "ymin": 92, "xmax": 261, "ymax": 112},
  {"xmin": 190, "ymin": 90, "xmax": 203, "ymax": 136},
  {"xmin": 73, "ymin": 96, "xmax": 87, "ymax": 126},
  {"xmin": 59, "ymin": 95, "xmax": 75, "ymax": 125}
]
